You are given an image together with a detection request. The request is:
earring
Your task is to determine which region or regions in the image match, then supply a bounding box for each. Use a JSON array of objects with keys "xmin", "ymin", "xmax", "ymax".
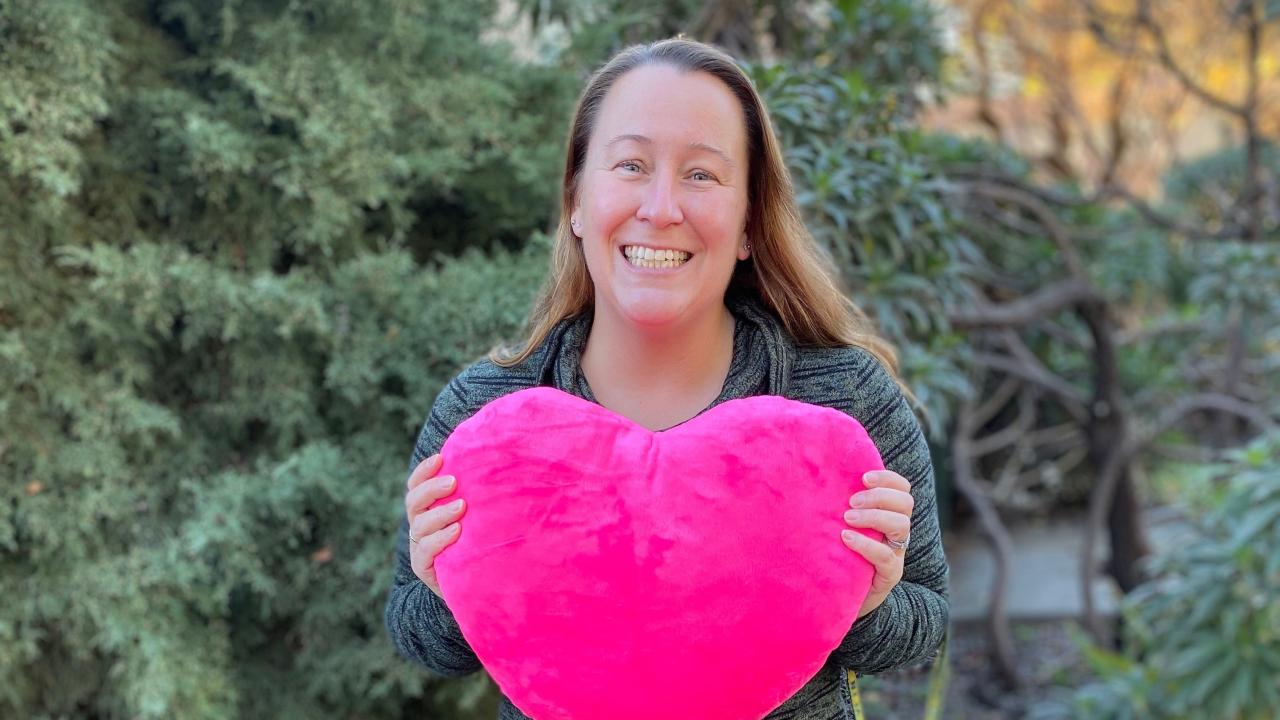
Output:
[{"xmin": 744, "ymin": 243, "xmax": 751, "ymax": 252}]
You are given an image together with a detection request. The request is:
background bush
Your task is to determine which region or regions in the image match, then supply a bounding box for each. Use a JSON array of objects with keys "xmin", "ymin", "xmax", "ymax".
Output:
[
  {"xmin": 3, "ymin": 1, "xmax": 564, "ymax": 716},
  {"xmin": 1070, "ymin": 433, "xmax": 1280, "ymax": 720}
]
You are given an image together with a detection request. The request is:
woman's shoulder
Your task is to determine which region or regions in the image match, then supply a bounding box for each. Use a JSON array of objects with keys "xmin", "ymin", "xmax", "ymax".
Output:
[
  {"xmin": 410, "ymin": 356, "xmax": 542, "ymax": 464},
  {"xmin": 436, "ymin": 355, "xmax": 542, "ymax": 417},
  {"xmin": 429, "ymin": 313, "xmax": 583, "ymax": 424},
  {"xmin": 791, "ymin": 344, "xmax": 897, "ymax": 393},
  {"xmin": 788, "ymin": 344, "xmax": 919, "ymax": 443}
]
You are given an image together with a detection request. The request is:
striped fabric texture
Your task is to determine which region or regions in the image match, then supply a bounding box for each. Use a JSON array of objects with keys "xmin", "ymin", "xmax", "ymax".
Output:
[{"xmin": 384, "ymin": 292, "xmax": 950, "ymax": 720}]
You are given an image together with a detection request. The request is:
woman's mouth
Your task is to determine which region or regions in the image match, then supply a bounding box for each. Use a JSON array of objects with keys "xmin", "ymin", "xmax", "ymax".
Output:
[{"xmin": 620, "ymin": 245, "xmax": 692, "ymax": 270}]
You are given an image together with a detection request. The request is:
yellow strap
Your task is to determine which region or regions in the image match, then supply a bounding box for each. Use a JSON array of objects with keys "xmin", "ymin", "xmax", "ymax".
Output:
[
  {"xmin": 847, "ymin": 669, "xmax": 865, "ymax": 720},
  {"xmin": 846, "ymin": 629, "xmax": 950, "ymax": 720}
]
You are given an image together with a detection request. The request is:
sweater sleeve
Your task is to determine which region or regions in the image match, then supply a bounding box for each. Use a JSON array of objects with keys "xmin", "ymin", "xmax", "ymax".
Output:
[
  {"xmin": 824, "ymin": 349, "xmax": 950, "ymax": 674},
  {"xmin": 383, "ymin": 371, "xmax": 486, "ymax": 677}
]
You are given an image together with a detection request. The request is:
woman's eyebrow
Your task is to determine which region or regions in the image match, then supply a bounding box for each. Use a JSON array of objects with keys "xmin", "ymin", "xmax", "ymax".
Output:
[{"xmin": 605, "ymin": 134, "xmax": 736, "ymax": 169}]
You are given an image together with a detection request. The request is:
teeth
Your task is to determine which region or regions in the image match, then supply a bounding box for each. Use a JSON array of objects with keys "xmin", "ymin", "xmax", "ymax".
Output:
[
  {"xmin": 619, "ymin": 245, "xmax": 691, "ymax": 269},
  {"xmin": 622, "ymin": 246, "xmax": 691, "ymax": 269},
  {"xmin": 623, "ymin": 246, "xmax": 689, "ymax": 263}
]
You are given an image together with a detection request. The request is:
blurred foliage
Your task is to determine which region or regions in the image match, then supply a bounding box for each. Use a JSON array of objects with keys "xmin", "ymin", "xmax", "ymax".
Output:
[
  {"xmin": 750, "ymin": 58, "xmax": 978, "ymax": 432},
  {"xmin": 942, "ymin": 0, "xmax": 1280, "ymax": 199},
  {"xmin": 1069, "ymin": 433, "xmax": 1280, "ymax": 720},
  {"xmin": 2, "ymin": 0, "xmax": 562, "ymax": 716},
  {"xmin": 1162, "ymin": 142, "xmax": 1280, "ymax": 241}
]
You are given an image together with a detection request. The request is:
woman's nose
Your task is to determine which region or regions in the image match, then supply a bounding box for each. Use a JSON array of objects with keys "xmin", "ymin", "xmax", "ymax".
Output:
[{"xmin": 636, "ymin": 173, "xmax": 684, "ymax": 228}]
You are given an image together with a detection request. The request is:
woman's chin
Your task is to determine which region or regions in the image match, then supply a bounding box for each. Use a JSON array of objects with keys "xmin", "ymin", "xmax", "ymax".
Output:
[{"xmin": 613, "ymin": 295, "xmax": 693, "ymax": 329}]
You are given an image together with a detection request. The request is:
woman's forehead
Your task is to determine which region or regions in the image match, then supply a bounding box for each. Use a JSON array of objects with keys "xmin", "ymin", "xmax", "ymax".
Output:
[{"xmin": 591, "ymin": 65, "xmax": 747, "ymax": 158}]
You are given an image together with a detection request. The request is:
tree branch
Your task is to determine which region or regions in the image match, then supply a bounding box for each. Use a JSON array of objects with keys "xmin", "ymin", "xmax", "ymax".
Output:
[
  {"xmin": 949, "ymin": 166, "xmax": 1246, "ymax": 240},
  {"xmin": 951, "ymin": 278, "xmax": 1098, "ymax": 329},
  {"xmin": 1142, "ymin": 392, "xmax": 1277, "ymax": 446},
  {"xmin": 972, "ymin": 351, "xmax": 1090, "ymax": 425},
  {"xmin": 952, "ymin": 398, "xmax": 1024, "ymax": 689}
]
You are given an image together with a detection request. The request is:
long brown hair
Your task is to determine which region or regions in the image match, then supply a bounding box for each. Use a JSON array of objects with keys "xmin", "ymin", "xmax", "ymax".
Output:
[{"xmin": 490, "ymin": 37, "xmax": 903, "ymax": 388}]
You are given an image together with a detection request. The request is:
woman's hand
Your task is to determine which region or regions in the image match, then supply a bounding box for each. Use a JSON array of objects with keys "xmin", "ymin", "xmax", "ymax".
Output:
[
  {"xmin": 405, "ymin": 453, "xmax": 467, "ymax": 598},
  {"xmin": 841, "ymin": 470, "xmax": 914, "ymax": 619}
]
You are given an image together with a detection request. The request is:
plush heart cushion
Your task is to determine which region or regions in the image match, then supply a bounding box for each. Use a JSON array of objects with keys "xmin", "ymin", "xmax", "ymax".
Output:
[{"xmin": 432, "ymin": 386, "xmax": 884, "ymax": 720}]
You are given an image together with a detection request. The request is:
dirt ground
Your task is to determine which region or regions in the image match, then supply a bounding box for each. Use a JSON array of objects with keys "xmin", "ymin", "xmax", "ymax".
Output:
[{"xmin": 857, "ymin": 618, "xmax": 1096, "ymax": 719}]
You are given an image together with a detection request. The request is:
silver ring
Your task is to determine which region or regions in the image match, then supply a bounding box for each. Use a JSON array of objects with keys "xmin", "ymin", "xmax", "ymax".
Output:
[{"xmin": 885, "ymin": 535, "xmax": 909, "ymax": 551}]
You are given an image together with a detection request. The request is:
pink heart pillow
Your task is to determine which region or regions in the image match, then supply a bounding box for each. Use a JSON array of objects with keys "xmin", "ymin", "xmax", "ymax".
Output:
[{"xmin": 433, "ymin": 387, "xmax": 884, "ymax": 720}]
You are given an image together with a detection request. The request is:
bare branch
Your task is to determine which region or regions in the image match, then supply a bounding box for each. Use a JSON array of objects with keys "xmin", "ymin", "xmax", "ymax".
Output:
[
  {"xmin": 1117, "ymin": 317, "xmax": 1213, "ymax": 345},
  {"xmin": 951, "ymin": 278, "xmax": 1098, "ymax": 329},
  {"xmin": 1041, "ymin": 318, "xmax": 1091, "ymax": 352},
  {"xmin": 950, "ymin": 166, "xmax": 1246, "ymax": 240},
  {"xmin": 963, "ymin": 181, "xmax": 1087, "ymax": 276},
  {"xmin": 972, "ymin": 352, "xmax": 1090, "ymax": 425},
  {"xmin": 1086, "ymin": 0, "xmax": 1248, "ymax": 116},
  {"xmin": 1097, "ymin": 181, "xmax": 1245, "ymax": 240},
  {"xmin": 1141, "ymin": 392, "xmax": 1277, "ymax": 446},
  {"xmin": 972, "ymin": 390, "xmax": 1039, "ymax": 457},
  {"xmin": 973, "ymin": 376, "xmax": 1023, "ymax": 428},
  {"xmin": 1025, "ymin": 422, "xmax": 1085, "ymax": 453},
  {"xmin": 1081, "ymin": 392, "xmax": 1273, "ymax": 640},
  {"xmin": 952, "ymin": 397, "xmax": 1024, "ymax": 688}
]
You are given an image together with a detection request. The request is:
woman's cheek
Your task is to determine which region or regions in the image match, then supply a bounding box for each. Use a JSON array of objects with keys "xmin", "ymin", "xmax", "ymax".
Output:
[{"xmin": 589, "ymin": 175, "xmax": 642, "ymax": 221}]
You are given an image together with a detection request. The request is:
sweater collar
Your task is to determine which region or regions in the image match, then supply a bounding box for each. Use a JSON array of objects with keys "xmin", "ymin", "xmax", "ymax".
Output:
[{"xmin": 534, "ymin": 292, "xmax": 795, "ymax": 403}]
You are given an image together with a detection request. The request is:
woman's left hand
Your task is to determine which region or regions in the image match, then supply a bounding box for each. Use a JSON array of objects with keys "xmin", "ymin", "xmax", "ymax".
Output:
[{"xmin": 841, "ymin": 469, "xmax": 914, "ymax": 620}]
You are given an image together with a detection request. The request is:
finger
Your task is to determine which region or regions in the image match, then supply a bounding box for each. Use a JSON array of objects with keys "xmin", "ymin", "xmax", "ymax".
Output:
[
  {"xmin": 406, "ymin": 474, "xmax": 458, "ymax": 516},
  {"xmin": 849, "ymin": 487, "xmax": 915, "ymax": 516},
  {"xmin": 843, "ymin": 508, "xmax": 911, "ymax": 539},
  {"xmin": 407, "ymin": 453, "xmax": 444, "ymax": 490},
  {"xmin": 415, "ymin": 522, "xmax": 462, "ymax": 566},
  {"xmin": 412, "ymin": 497, "xmax": 466, "ymax": 536},
  {"xmin": 863, "ymin": 470, "xmax": 911, "ymax": 493},
  {"xmin": 842, "ymin": 529, "xmax": 895, "ymax": 567}
]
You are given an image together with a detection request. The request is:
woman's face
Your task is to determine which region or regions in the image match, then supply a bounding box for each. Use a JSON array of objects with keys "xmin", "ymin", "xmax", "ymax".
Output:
[{"xmin": 573, "ymin": 64, "xmax": 751, "ymax": 330}]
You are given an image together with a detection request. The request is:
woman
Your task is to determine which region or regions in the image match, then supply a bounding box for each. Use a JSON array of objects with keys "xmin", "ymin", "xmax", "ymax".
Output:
[{"xmin": 385, "ymin": 37, "xmax": 949, "ymax": 719}]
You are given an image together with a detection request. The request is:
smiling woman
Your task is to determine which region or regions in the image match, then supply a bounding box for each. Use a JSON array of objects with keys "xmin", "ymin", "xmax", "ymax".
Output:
[
  {"xmin": 385, "ymin": 36, "xmax": 950, "ymax": 720},
  {"xmin": 570, "ymin": 63, "xmax": 753, "ymax": 429}
]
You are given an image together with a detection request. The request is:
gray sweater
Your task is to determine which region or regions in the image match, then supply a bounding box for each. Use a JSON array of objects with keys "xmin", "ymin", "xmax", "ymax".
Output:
[{"xmin": 384, "ymin": 293, "xmax": 950, "ymax": 719}]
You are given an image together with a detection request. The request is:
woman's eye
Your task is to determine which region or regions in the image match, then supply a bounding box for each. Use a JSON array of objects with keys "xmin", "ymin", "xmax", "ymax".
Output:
[
  {"xmin": 691, "ymin": 170, "xmax": 716, "ymax": 182},
  {"xmin": 617, "ymin": 161, "xmax": 642, "ymax": 173}
]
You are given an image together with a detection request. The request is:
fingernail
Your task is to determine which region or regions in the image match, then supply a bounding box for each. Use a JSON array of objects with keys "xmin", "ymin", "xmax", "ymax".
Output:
[
  {"xmin": 842, "ymin": 530, "xmax": 856, "ymax": 542},
  {"xmin": 448, "ymin": 499, "xmax": 464, "ymax": 512},
  {"xmin": 427, "ymin": 453, "xmax": 442, "ymax": 465},
  {"xmin": 862, "ymin": 472, "xmax": 876, "ymax": 484},
  {"xmin": 845, "ymin": 510, "xmax": 862, "ymax": 523},
  {"xmin": 851, "ymin": 495, "xmax": 866, "ymax": 507},
  {"xmin": 445, "ymin": 522, "xmax": 460, "ymax": 533},
  {"xmin": 442, "ymin": 475, "xmax": 456, "ymax": 488}
]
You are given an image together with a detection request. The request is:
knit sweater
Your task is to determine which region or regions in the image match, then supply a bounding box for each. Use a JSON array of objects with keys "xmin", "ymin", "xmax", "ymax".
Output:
[{"xmin": 384, "ymin": 292, "xmax": 950, "ymax": 720}]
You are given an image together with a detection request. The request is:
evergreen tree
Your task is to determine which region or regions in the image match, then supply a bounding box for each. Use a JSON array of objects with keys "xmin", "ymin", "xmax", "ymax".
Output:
[{"xmin": 2, "ymin": 1, "xmax": 571, "ymax": 717}]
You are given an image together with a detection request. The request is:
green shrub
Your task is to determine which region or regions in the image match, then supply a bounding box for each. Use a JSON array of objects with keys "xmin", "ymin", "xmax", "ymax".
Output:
[{"xmin": 1072, "ymin": 433, "xmax": 1280, "ymax": 720}]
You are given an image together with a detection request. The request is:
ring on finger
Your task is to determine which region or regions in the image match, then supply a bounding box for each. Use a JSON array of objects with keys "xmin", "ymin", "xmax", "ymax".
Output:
[
  {"xmin": 409, "ymin": 534, "xmax": 419, "ymax": 545},
  {"xmin": 885, "ymin": 534, "xmax": 909, "ymax": 551}
]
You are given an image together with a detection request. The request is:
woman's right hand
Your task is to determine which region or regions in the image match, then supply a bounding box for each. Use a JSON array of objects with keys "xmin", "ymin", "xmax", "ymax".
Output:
[{"xmin": 404, "ymin": 453, "xmax": 466, "ymax": 598}]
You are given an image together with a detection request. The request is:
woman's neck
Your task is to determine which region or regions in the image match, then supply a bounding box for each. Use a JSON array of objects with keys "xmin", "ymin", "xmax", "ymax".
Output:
[{"xmin": 580, "ymin": 302, "xmax": 737, "ymax": 427}]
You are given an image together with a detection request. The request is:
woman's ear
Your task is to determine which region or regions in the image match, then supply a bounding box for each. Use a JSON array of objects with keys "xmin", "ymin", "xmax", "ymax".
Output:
[
  {"xmin": 737, "ymin": 229, "xmax": 750, "ymax": 261},
  {"xmin": 570, "ymin": 211, "xmax": 581, "ymax": 238}
]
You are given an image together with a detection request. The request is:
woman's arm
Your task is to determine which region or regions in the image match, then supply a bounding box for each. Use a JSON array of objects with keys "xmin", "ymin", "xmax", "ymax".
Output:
[
  {"xmin": 383, "ymin": 375, "xmax": 485, "ymax": 677},
  {"xmin": 830, "ymin": 425, "xmax": 949, "ymax": 672},
  {"xmin": 803, "ymin": 348, "xmax": 951, "ymax": 673}
]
